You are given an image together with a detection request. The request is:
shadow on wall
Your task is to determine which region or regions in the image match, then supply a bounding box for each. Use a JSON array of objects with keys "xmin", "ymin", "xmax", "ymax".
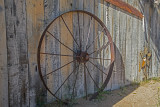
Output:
[{"xmin": 107, "ymin": 43, "xmax": 126, "ymax": 91}]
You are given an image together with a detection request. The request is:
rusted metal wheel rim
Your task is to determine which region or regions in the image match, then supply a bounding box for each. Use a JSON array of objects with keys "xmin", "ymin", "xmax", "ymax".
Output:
[{"xmin": 37, "ymin": 10, "xmax": 115, "ymax": 103}]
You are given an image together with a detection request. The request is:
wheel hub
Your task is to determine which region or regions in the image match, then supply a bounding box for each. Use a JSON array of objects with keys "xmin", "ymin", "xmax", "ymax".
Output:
[{"xmin": 76, "ymin": 51, "xmax": 89, "ymax": 63}]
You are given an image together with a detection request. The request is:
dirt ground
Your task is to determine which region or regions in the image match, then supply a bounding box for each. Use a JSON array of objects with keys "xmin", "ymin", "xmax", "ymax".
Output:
[
  {"xmin": 46, "ymin": 79, "xmax": 160, "ymax": 107},
  {"xmin": 74, "ymin": 80, "xmax": 160, "ymax": 107}
]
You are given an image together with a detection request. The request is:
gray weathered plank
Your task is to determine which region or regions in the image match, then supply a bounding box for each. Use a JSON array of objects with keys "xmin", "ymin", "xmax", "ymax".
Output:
[
  {"xmin": 112, "ymin": 2, "xmax": 121, "ymax": 90},
  {"xmin": 84, "ymin": 0, "xmax": 95, "ymax": 95},
  {"xmin": 104, "ymin": 1, "xmax": 113, "ymax": 90},
  {"xmin": 124, "ymin": 0, "xmax": 133, "ymax": 85},
  {"xmin": 44, "ymin": 0, "xmax": 60, "ymax": 102},
  {"xmin": 0, "ymin": 0, "xmax": 8, "ymax": 106},
  {"xmin": 119, "ymin": 0, "xmax": 127, "ymax": 86},
  {"xmin": 72, "ymin": 0, "xmax": 84, "ymax": 98},
  {"xmin": 131, "ymin": 1, "xmax": 138, "ymax": 82},
  {"xmin": 4, "ymin": 0, "xmax": 29, "ymax": 106}
]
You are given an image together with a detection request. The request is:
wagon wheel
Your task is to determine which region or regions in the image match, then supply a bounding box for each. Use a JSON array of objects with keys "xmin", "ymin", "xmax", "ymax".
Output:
[{"xmin": 37, "ymin": 10, "xmax": 115, "ymax": 103}]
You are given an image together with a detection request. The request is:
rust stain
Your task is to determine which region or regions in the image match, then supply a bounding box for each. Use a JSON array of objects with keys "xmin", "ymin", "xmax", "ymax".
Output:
[{"xmin": 105, "ymin": 0, "xmax": 143, "ymax": 19}]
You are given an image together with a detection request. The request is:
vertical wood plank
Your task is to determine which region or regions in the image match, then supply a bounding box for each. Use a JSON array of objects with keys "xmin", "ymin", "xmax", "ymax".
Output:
[
  {"xmin": 138, "ymin": 19, "xmax": 144, "ymax": 81},
  {"xmin": 72, "ymin": 0, "xmax": 83, "ymax": 10},
  {"xmin": 95, "ymin": 0, "xmax": 106, "ymax": 92},
  {"xmin": 60, "ymin": 0, "xmax": 73, "ymax": 99},
  {"xmin": 131, "ymin": 1, "xmax": 138, "ymax": 82},
  {"xmin": 46, "ymin": 20, "xmax": 61, "ymax": 102},
  {"xmin": 124, "ymin": 0, "xmax": 132, "ymax": 85},
  {"xmin": 84, "ymin": 0, "xmax": 95, "ymax": 95},
  {"xmin": 72, "ymin": 0, "xmax": 84, "ymax": 98},
  {"xmin": 44, "ymin": 0, "xmax": 60, "ymax": 102},
  {"xmin": 44, "ymin": 0, "xmax": 60, "ymax": 25},
  {"xmin": 157, "ymin": 11, "xmax": 160, "ymax": 77},
  {"xmin": 104, "ymin": 1, "xmax": 113, "ymax": 90},
  {"xmin": 94, "ymin": 0, "xmax": 100, "ymax": 92},
  {"xmin": 26, "ymin": 0, "xmax": 45, "ymax": 106},
  {"xmin": 119, "ymin": 0, "xmax": 127, "ymax": 86},
  {"xmin": 5, "ymin": 0, "xmax": 29, "ymax": 106},
  {"xmin": 150, "ymin": 7, "xmax": 159, "ymax": 78},
  {"xmin": 0, "ymin": 0, "xmax": 8, "ymax": 106},
  {"xmin": 60, "ymin": 0, "xmax": 72, "ymax": 14},
  {"xmin": 98, "ymin": 0, "xmax": 105, "ymax": 91},
  {"xmin": 137, "ymin": 2, "xmax": 144, "ymax": 81},
  {"xmin": 60, "ymin": 13, "xmax": 73, "ymax": 99}
]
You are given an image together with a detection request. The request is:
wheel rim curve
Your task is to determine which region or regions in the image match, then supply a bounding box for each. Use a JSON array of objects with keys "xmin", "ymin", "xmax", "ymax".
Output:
[{"xmin": 37, "ymin": 10, "xmax": 115, "ymax": 103}]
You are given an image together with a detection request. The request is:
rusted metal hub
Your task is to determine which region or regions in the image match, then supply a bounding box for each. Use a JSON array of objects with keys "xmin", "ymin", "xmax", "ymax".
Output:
[{"xmin": 76, "ymin": 51, "xmax": 89, "ymax": 63}]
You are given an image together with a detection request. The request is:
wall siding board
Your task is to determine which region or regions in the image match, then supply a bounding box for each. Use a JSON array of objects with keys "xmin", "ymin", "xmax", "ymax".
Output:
[
  {"xmin": 112, "ymin": 5, "xmax": 122, "ymax": 90},
  {"xmin": 132, "ymin": 17, "xmax": 138, "ymax": 81},
  {"xmin": 98, "ymin": 0, "xmax": 105, "ymax": 91},
  {"xmin": 140, "ymin": 14, "xmax": 145, "ymax": 81},
  {"xmin": 94, "ymin": 0, "xmax": 101, "ymax": 92},
  {"xmin": 137, "ymin": 1, "xmax": 141, "ymax": 82},
  {"xmin": 137, "ymin": 16, "xmax": 142, "ymax": 82},
  {"xmin": 152, "ymin": 8, "xmax": 159, "ymax": 77},
  {"xmin": 60, "ymin": 0, "xmax": 72, "ymax": 14},
  {"xmin": 72, "ymin": 0, "xmax": 83, "ymax": 10},
  {"xmin": 150, "ymin": 8, "xmax": 156, "ymax": 78},
  {"xmin": 125, "ymin": 2, "xmax": 132, "ymax": 85},
  {"xmin": 46, "ymin": 21, "xmax": 61, "ymax": 102},
  {"xmin": 0, "ymin": 0, "xmax": 8, "ymax": 106},
  {"xmin": 72, "ymin": 12, "xmax": 84, "ymax": 98},
  {"xmin": 103, "ymin": 1, "xmax": 108, "ymax": 90},
  {"xmin": 158, "ymin": 12, "xmax": 160, "ymax": 77},
  {"xmin": 127, "ymin": 0, "xmax": 134, "ymax": 83},
  {"xmin": 83, "ymin": 0, "xmax": 95, "ymax": 95},
  {"xmin": 119, "ymin": 0, "xmax": 127, "ymax": 86},
  {"xmin": 105, "ymin": 1, "xmax": 113, "ymax": 90},
  {"xmin": 59, "ymin": 0, "xmax": 74, "ymax": 99},
  {"xmin": 4, "ymin": 0, "xmax": 29, "ymax": 106},
  {"xmin": 44, "ymin": 0, "xmax": 60, "ymax": 25},
  {"xmin": 44, "ymin": 0, "xmax": 60, "ymax": 102},
  {"xmin": 72, "ymin": 0, "xmax": 85, "ymax": 98},
  {"xmin": 133, "ymin": 1, "xmax": 139, "ymax": 81},
  {"xmin": 26, "ymin": 0, "xmax": 45, "ymax": 106}
]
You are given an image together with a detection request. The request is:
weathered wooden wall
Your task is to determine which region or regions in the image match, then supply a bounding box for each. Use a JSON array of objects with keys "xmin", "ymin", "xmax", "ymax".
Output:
[
  {"xmin": 142, "ymin": 1, "xmax": 160, "ymax": 78},
  {"xmin": 0, "ymin": 0, "xmax": 159, "ymax": 106},
  {"xmin": 0, "ymin": 0, "xmax": 8, "ymax": 107}
]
